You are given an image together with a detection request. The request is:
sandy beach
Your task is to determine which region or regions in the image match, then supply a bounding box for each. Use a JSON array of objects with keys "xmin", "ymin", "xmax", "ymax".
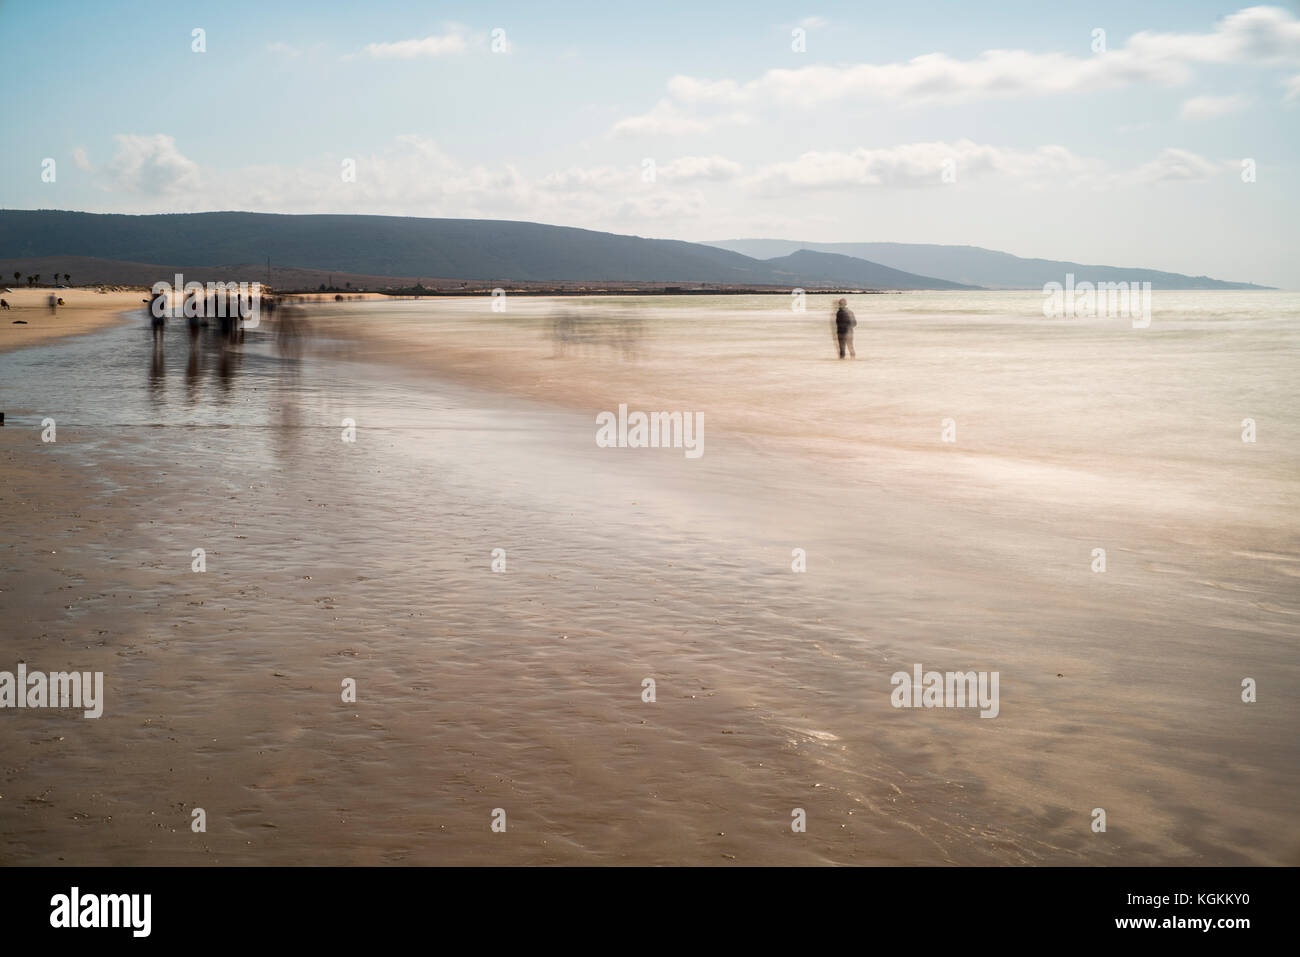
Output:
[
  {"xmin": 0, "ymin": 288, "xmax": 145, "ymax": 354},
  {"xmin": 1, "ymin": 292, "xmax": 1296, "ymax": 865}
]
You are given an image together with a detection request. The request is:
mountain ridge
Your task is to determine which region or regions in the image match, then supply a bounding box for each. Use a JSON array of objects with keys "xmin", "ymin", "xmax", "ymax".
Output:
[
  {"xmin": 0, "ymin": 210, "xmax": 965, "ymax": 290},
  {"xmin": 705, "ymin": 238, "xmax": 1271, "ymax": 290}
]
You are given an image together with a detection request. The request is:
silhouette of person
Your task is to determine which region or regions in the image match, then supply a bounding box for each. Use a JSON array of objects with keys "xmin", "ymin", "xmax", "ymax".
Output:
[
  {"xmin": 150, "ymin": 290, "xmax": 167, "ymax": 345},
  {"xmin": 833, "ymin": 298, "xmax": 856, "ymax": 359}
]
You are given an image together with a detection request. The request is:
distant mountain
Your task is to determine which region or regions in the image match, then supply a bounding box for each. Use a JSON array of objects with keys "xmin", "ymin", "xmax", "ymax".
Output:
[
  {"xmin": 0, "ymin": 210, "xmax": 963, "ymax": 290},
  {"xmin": 706, "ymin": 239, "xmax": 1273, "ymax": 290},
  {"xmin": 763, "ymin": 249, "xmax": 975, "ymax": 290}
]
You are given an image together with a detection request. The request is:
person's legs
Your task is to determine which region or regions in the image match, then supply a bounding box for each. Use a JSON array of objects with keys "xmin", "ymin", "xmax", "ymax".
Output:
[
  {"xmin": 837, "ymin": 332, "xmax": 846, "ymax": 358},
  {"xmin": 847, "ymin": 329, "xmax": 855, "ymax": 358}
]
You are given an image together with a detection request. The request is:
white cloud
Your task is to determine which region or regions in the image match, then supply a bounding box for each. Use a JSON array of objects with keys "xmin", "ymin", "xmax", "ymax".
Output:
[
  {"xmin": 1179, "ymin": 94, "xmax": 1249, "ymax": 119},
  {"xmin": 604, "ymin": 190, "xmax": 708, "ymax": 224},
  {"xmin": 332, "ymin": 134, "xmax": 529, "ymax": 211},
  {"xmin": 744, "ymin": 140, "xmax": 1231, "ymax": 192},
  {"xmin": 81, "ymin": 134, "xmax": 1234, "ymax": 236},
  {"xmin": 93, "ymin": 136, "xmax": 723, "ymax": 230},
  {"xmin": 799, "ymin": 16, "xmax": 829, "ymax": 30},
  {"xmin": 267, "ymin": 41, "xmax": 302, "ymax": 57},
  {"xmin": 1121, "ymin": 148, "xmax": 1234, "ymax": 184},
  {"xmin": 611, "ymin": 98, "xmax": 742, "ymax": 136},
  {"xmin": 537, "ymin": 155, "xmax": 741, "ymax": 192},
  {"xmin": 659, "ymin": 155, "xmax": 743, "ymax": 182},
  {"xmin": 363, "ymin": 29, "xmax": 468, "ymax": 59},
  {"xmin": 615, "ymin": 5, "xmax": 1300, "ymax": 132},
  {"xmin": 72, "ymin": 147, "xmax": 91, "ymax": 171},
  {"xmin": 747, "ymin": 141, "xmax": 1101, "ymax": 192},
  {"xmin": 1124, "ymin": 5, "xmax": 1300, "ymax": 65},
  {"xmin": 538, "ymin": 165, "xmax": 628, "ymax": 192},
  {"xmin": 107, "ymin": 134, "xmax": 200, "ymax": 194}
]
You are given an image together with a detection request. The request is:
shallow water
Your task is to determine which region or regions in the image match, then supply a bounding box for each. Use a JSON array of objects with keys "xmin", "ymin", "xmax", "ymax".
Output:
[{"xmin": 1, "ymin": 293, "xmax": 1297, "ymax": 865}]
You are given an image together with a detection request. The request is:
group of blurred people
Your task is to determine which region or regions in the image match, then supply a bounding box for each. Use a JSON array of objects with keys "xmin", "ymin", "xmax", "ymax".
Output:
[
  {"xmin": 144, "ymin": 289, "xmax": 313, "ymax": 387},
  {"xmin": 550, "ymin": 309, "xmax": 644, "ymax": 360},
  {"xmin": 148, "ymin": 288, "xmax": 264, "ymax": 347}
]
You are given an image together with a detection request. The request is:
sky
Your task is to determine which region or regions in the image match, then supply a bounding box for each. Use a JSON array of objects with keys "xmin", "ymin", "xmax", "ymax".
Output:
[{"xmin": 2, "ymin": 0, "xmax": 1298, "ymax": 287}]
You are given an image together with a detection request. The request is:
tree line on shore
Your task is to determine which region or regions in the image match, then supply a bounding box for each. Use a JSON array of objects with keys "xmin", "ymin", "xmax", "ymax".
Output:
[{"xmin": 11, "ymin": 271, "xmax": 72, "ymax": 287}]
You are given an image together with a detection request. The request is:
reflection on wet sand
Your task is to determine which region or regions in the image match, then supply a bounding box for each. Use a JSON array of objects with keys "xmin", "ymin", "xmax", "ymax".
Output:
[
  {"xmin": 148, "ymin": 340, "xmax": 165, "ymax": 401},
  {"xmin": 185, "ymin": 345, "xmax": 201, "ymax": 405},
  {"xmin": 273, "ymin": 305, "xmax": 313, "ymax": 457},
  {"xmin": 141, "ymin": 304, "xmax": 314, "ymax": 410}
]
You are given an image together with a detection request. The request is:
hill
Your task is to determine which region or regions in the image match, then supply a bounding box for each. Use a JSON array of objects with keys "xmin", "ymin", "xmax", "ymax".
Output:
[
  {"xmin": 705, "ymin": 239, "xmax": 1272, "ymax": 290},
  {"xmin": 762, "ymin": 249, "xmax": 973, "ymax": 290},
  {"xmin": 0, "ymin": 210, "xmax": 965, "ymax": 290}
]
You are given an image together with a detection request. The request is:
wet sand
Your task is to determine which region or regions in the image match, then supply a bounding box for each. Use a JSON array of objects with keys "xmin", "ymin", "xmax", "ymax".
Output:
[{"xmin": 1, "ymin": 294, "xmax": 1296, "ymax": 865}]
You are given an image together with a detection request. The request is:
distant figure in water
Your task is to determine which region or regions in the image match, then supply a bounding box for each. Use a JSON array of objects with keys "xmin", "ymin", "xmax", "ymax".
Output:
[
  {"xmin": 186, "ymin": 292, "xmax": 202, "ymax": 345},
  {"xmin": 149, "ymin": 290, "xmax": 167, "ymax": 345},
  {"xmin": 833, "ymin": 298, "xmax": 856, "ymax": 359}
]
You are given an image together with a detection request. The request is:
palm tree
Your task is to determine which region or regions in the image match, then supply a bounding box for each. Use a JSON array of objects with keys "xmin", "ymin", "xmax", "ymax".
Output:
[
  {"xmin": 11, "ymin": 271, "xmax": 19, "ymax": 285},
  {"xmin": 64, "ymin": 273, "xmax": 71, "ymax": 284},
  {"xmin": 25, "ymin": 275, "xmax": 34, "ymax": 287}
]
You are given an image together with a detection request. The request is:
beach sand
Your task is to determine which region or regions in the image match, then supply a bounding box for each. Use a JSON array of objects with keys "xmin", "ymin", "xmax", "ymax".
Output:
[
  {"xmin": 0, "ymin": 289, "xmax": 146, "ymax": 354},
  {"xmin": 1, "ymin": 292, "xmax": 1296, "ymax": 865}
]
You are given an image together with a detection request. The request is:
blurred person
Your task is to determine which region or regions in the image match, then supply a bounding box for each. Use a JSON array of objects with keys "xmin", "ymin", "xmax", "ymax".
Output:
[
  {"xmin": 833, "ymin": 298, "xmax": 856, "ymax": 359},
  {"xmin": 149, "ymin": 289, "xmax": 167, "ymax": 345}
]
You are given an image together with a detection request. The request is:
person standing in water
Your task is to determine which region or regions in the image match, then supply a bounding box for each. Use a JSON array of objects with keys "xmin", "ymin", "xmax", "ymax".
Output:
[
  {"xmin": 149, "ymin": 289, "xmax": 167, "ymax": 345},
  {"xmin": 832, "ymin": 298, "xmax": 856, "ymax": 359}
]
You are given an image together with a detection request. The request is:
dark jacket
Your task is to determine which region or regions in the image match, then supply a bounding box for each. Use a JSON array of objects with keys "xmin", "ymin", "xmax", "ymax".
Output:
[{"xmin": 834, "ymin": 306, "xmax": 856, "ymax": 333}]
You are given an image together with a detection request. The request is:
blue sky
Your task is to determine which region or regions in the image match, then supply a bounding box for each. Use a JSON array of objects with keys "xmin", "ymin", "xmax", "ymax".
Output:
[{"xmin": 2, "ymin": 0, "xmax": 1297, "ymax": 286}]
